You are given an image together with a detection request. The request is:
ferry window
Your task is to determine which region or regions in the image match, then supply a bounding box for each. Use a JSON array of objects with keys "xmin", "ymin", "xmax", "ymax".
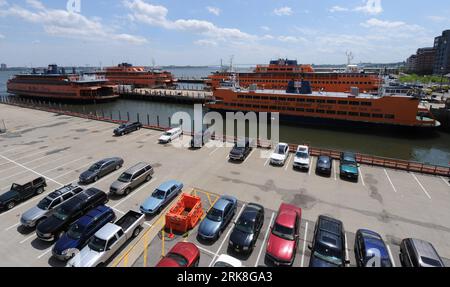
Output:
[
  {"xmin": 237, "ymin": 104, "xmax": 244, "ymax": 107},
  {"xmin": 306, "ymin": 109, "xmax": 315, "ymax": 113},
  {"xmin": 245, "ymin": 104, "xmax": 252, "ymax": 108},
  {"xmin": 306, "ymin": 99, "xmax": 315, "ymax": 103},
  {"xmin": 316, "ymin": 99, "xmax": 326, "ymax": 103},
  {"xmin": 349, "ymin": 112, "xmax": 359, "ymax": 116},
  {"xmin": 297, "ymin": 98, "xmax": 305, "ymax": 102},
  {"xmin": 260, "ymin": 96, "xmax": 268, "ymax": 101},
  {"xmin": 296, "ymin": 108, "xmax": 305, "ymax": 112},
  {"xmin": 338, "ymin": 101, "xmax": 348, "ymax": 105},
  {"xmin": 252, "ymin": 105, "xmax": 260, "ymax": 108},
  {"xmin": 316, "ymin": 110, "xmax": 325, "ymax": 114},
  {"xmin": 360, "ymin": 113, "xmax": 370, "ymax": 117},
  {"xmin": 287, "ymin": 98, "xmax": 295, "ymax": 102},
  {"xmin": 327, "ymin": 110, "xmax": 336, "ymax": 114},
  {"xmin": 237, "ymin": 95, "xmax": 245, "ymax": 99},
  {"xmin": 224, "ymin": 103, "xmax": 229, "ymax": 106},
  {"xmin": 279, "ymin": 107, "xmax": 287, "ymax": 111},
  {"xmin": 270, "ymin": 97, "xmax": 277, "ymax": 101},
  {"xmin": 349, "ymin": 101, "xmax": 360, "ymax": 106},
  {"xmin": 270, "ymin": 106, "xmax": 277, "ymax": 110},
  {"xmin": 245, "ymin": 95, "xmax": 252, "ymax": 99},
  {"xmin": 361, "ymin": 102, "xmax": 372, "ymax": 106},
  {"xmin": 229, "ymin": 103, "xmax": 237, "ymax": 107},
  {"xmin": 327, "ymin": 100, "xmax": 337, "ymax": 104},
  {"xmin": 337, "ymin": 111, "xmax": 347, "ymax": 115},
  {"xmin": 278, "ymin": 97, "xmax": 286, "ymax": 101},
  {"xmin": 385, "ymin": 114, "xmax": 395, "ymax": 119},
  {"xmin": 287, "ymin": 107, "xmax": 295, "ymax": 111},
  {"xmin": 372, "ymin": 114, "xmax": 383, "ymax": 118}
]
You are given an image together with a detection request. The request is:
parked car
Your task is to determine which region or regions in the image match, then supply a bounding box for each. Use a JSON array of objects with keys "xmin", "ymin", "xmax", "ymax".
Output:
[
  {"xmin": 229, "ymin": 203, "xmax": 264, "ymax": 254},
  {"xmin": 308, "ymin": 215, "xmax": 349, "ymax": 267},
  {"xmin": 213, "ymin": 254, "xmax": 243, "ymax": 267},
  {"xmin": 190, "ymin": 129, "xmax": 213, "ymax": 148},
  {"xmin": 159, "ymin": 127, "xmax": 182, "ymax": 144},
  {"xmin": 265, "ymin": 203, "xmax": 301, "ymax": 266},
  {"xmin": 110, "ymin": 162, "xmax": 154, "ymax": 196},
  {"xmin": 113, "ymin": 122, "xmax": 142, "ymax": 136},
  {"xmin": 198, "ymin": 195, "xmax": 238, "ymax": 241},
  {"xmin": 339, "ymin": 152, "xmax": 359, "ymax": 181},
  {"xmin": 52, "ymin": 205, "xmax": 116, "ymax": 261},
  {"xmin": 67, "ymin": 210, "xmax": 145, "ymax": 267},
  {"xmin": 316, "ymin": 155, "xmax": 333, "ymax": 177},
  {"xmin": 140, "ymin": 180, "xmax": 183, "ymax": 215},
  {"xmin": 36, "ymin": 188, "xmax": 109, "ymax": 242},
  {"xmin": 354, "ymin": 229, "xmax": 393, "ymax": 267},
  {"xmin": 270, "ymin": 143, "xmax": 290, "ymax": 166},
  {"xmin": 229, "ymin": 138, "xmax": 252, "ymax": 161},
  {"xmin": 21, "ymin": 184, "xmax": 83, "ymax": 228},
  {"xmin": 293, "ymin": 145, "xmax": 310, "ymax": 171},
  {"xmin": 0, "ymin": 177, "xmax": 47, "ymax": 210},
  {"xmin": 399, "ymin": 238, "xmax": 445, "ymax": 267},
  {"xmin": 156, "ymin": 242, "xmax": 200, "ymax": 267},
  {"xmin": 79, "ymin": 157, "xmax": 124, "ymax": 184}
]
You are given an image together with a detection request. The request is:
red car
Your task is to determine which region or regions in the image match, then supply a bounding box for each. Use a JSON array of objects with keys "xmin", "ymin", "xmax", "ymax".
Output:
[
  {"xmin": 156, "ymin": 242, "xmax": 200, "ymax": 267},
  {"xmin": 265, "ymin": 203, "xmax": 302, "ymax": 266}
]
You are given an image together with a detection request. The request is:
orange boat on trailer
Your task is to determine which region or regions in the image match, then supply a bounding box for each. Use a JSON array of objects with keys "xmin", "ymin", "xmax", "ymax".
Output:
[
  {"xmin": 208, "ymin": 80, "xmax": 440, "ymax": 129},
  {"xmin": 6, "ymin": 65, "xmax": 118, "ymax": 102},
  {"xmin": 97, "ymin": 63, "xmax": 176, "ymax": 88},
  {"xmin": 206, "ymin": 59, "xmax": 381, "ymax": 93}
]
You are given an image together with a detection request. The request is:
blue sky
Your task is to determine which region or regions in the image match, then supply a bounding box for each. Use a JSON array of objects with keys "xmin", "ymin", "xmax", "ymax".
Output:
[{"xmin": 0, "ymin": 0, "xmax": 449, "ymax": 67}]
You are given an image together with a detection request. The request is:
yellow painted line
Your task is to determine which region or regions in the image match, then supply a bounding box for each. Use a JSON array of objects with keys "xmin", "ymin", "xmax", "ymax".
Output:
[
  {"xmin": 206, "ymin": 193, "xmax": 212, "ymax": 206},
  {"xmin": 124, "ymin": 255, "xmax": 129, "ymax": 267},
  {"xmin": 162, "ymin": 230, "xmax": 165, "ymax": 257},
  {"xmin": 143, "ymin": 234, "xmax": 148, "ymax": 268}
]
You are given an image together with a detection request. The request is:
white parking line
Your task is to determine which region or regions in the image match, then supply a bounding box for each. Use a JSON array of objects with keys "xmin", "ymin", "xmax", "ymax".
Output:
[
  {"xmin": 4, "ymin": 222, "xmax": 20, "ymax": 231},
  {"xmin": 285, "ymin": 154, "xmax": 292, "ymax": 171},
  {"xmin": 386, "ymin": 244, "xmax": 396, "ymax": 267},
  {"xmin": 358, "ymin": 167, "xmax": 365, "ymax": 186},
  {"xmin": 255, "ymin": 212, "xmax": 275, "ymax": 267},
  {"xmin": 0, "ymin": 153, "xmax": 74, "ymax": 175},
  {"xmin": 243, "ymin": 149, "xmax": 255, "ymax": 164},
  {"xmin": 384, "ymin": 169, "xmax": 398, "ymax": 193},
  {"xmin": 209, "ymin": 204, "xmax": 246, "ymax": 267},
  {"xmin": 333, "ymin": 160, "xmax": 337, "ymax": 181},
  {"xmin": 264, "ymin": 156, "xmax": 271, "ymax": 167},
  {"xmin": 197, "ymin": 245, "xmax": 217, "ymax": 257},
  {"xmin": 308, "ymin": 157, "xmax": 314, "ymax": 176},
  {"xmin": 112, "ymin": 177, "xmax": 158, "ymax": 208},
  {"xmin": 440, "ymin": 176, "xmax": 450, "ymax": 187},
  {"xmin": 0, "ymin": 154, "xmax": 63, "ymax": 186},
  {"xmin": 411, "ymin": 173, "xmax": 432, "ymax": 200},
  {"xmin": 37, "ymin": 248, "xmax": 52, "ymax": 259},
  {"xmin": 344, "ymin": 232, "xmax": 349, "ymax": 267},
  {"xmin": 300, "ymin": 221, "xmax": 309, "ymax": 267},
  {"xmin": 56, "ymin": 162, "xmax": 92, "ymax": 181},
  {"xmin": 20, "ymin": 234, "xmax": 36, "ymax": 244},
  {"xmin": 86, "ymin": 168, "xmax": 124, "ymax": 189}
]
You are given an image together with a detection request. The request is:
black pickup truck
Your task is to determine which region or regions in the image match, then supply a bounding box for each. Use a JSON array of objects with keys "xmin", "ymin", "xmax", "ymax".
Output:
[
  {"xmin": 113, "ymin": 122, "xmax": 143, "ymax": 136},
  {"xmin": 0, "ymin": 177, "xmax": 47, "ymax": 210}
]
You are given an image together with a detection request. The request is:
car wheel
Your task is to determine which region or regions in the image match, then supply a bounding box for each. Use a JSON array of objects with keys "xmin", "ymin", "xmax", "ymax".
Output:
[
  {"xmin": 158, "ymin": 206, "xmax": 163, "ymax": 214},
  {"xmin": 36, "ymin": 218, "xmax": 46, "ymax": 228},
  {"xmin": 7, "ymin": 201, "xmax": 15, "ymax": 210},
  {"xmin": 145, "ymin": 175, "xmax": 151, "ymax": 182},
  {"xmin": 124, "ymin": 188, "xmax": 131, "ymax": 196},
  {"xmin": 121, "ymin": 132, "xmax": 124, "ymax": 136},
  {"xmin": 132, "ymin": 227, "xmax": 142, "ymax": 238},
  {"xmin": 115, "ymin": 165, "xmax": 120, "ymax": 170},
  {"xmin": 56, "ymin": 230, "xmax": 65, "ymax": 240},
  {"xmin": 94, "ymin": 176, "xmax": 99, "ymax": 182},
  {"xmin": 36, "ymin": 187, "xmax": 44, "ymax": 195}
]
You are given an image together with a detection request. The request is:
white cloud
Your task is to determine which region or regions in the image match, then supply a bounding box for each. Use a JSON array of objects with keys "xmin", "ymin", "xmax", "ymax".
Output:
[
  {"xmin": 278, "ymin": 36, "xmax": 305, "ymax": 43},
  {"xmin": 194, "ymin": 39, "xmax": 218, "ymax": 47},
  {"xmin": 273, "ymin": 6, "xmax": 293, "ymax": 16},
  {"xmin": 206, "ymin": 6, "xmax": 220, "ymax": 16},
  {"xmin": 260, "ymin": 26, "xmax": 270, "ymax": 31},
  {"xmin": 1, "ymin": 0, "xmax": 147, "ymax": 45},
  {"xmin": 361, "ymin": 18, "xmax": 423, "ymax": 32},
  {"xmin": 0, "ymin": 33, "xmax": 5, "ymax": 39},
  {"xmin": 0, "ymin": 0, "xmax": 8, "ymax": 7},
  {"xmin": 329, "ymin": 6, "xmax": 348, "ymax": 13},
  {"xmin": 354, "ymin": 0, "xmax": 383, "ymax": 15},
  {"xmin": 427, "ymin": 16, "xmax": 448, "ymax": 23}
]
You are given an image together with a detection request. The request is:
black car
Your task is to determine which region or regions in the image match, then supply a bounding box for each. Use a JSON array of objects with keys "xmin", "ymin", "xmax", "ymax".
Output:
[
  {"xmin": 308, "ymin": 215, "xmax": 349, "ymax": 267},
  {"xmin": 114, "ymin": 122, "xmax": 142, "ymax": 136},
  {"xmin": 190, "ymin": 129, "xmax": 214, "ymax": 148},
  {"xmin": 36, "ymin": 188, "xmax": 108, "ymax": 242},
  {"xmin": 0, "ymin": 177, "xmax": 47, "ymax": 210},
  {"xmin": 79, "ymin": 157, "xmax": 124, "ymax": 184},
  {"xmin": 229, "ymin": 138, "xmax": 252, "ymax": 161},
  {"xmin": 229, "ymin": 203, "xmax": 265, "ymax": 254},
  {"xmin": 354, "ymin": 229, "xmax": 393, "ymax": 267},
  {"xmin": 316, "ymin": 155, "xmax": 332, "ymax": 177}
]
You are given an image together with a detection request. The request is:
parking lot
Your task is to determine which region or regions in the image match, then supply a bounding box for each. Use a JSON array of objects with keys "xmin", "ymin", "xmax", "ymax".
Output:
[{"xmin": 0, "ymin": 104, "xmax": 450, "ymax": 267}]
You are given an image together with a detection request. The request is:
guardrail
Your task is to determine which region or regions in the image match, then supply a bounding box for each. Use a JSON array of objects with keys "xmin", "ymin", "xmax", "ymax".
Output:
[{"xmin": 1, "ymin": 96, "xmax": 449, "ymax": 177}]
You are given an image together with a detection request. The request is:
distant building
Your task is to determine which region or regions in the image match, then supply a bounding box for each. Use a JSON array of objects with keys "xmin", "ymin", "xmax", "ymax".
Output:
[
  {"xmin": 433, "ymin": 30, "xmax": 450, "ymax": 75},
  {"xmin": 406, "ymin": 47, "xmax": 435, "ymax": 75},
  {"xmin": 0, "ymin": 63, "xmax": 6, "ymax": 71}
]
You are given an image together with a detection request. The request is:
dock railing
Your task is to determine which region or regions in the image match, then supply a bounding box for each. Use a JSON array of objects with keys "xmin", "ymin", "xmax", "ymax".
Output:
[{"xmin": 1, "ymin": 95, "xmax": 449, "ymax": 177}]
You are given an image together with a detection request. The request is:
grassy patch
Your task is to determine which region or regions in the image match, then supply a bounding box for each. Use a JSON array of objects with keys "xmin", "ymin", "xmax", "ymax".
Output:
[{"xmin": 399, "ymin": 74, "xmax": 445, "ymax": 84}]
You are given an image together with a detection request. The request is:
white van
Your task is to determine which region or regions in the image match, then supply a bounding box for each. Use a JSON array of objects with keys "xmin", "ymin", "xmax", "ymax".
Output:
[{"xmin": 158, "ymin": 127, "xmax": 183, "ymax": 144}]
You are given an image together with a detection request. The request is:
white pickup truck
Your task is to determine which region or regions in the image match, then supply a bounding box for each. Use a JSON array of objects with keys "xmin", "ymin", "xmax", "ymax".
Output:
[{"xmin": 66, "ymin": 210, "xmax": 145, "ymax": 267}]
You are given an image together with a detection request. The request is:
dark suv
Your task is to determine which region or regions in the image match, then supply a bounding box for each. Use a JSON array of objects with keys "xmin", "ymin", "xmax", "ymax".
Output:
[
  {"xmin": 114, "ymin": 122, "xmax": 142, "ymax": 136},
  {"xmin": 36, "ymin": 188, "xmax": 108, "ymax": 242},
  {"xmin": 399, "ymin": 238, "xmax": 444, "ymax": 267},
  {"xmin": 308, "ymin": 215, "xmax": 349, "ymax": 267},
  {"xmin": 229, "ymin": 138, "xmax": 252, "ymax": 161}
]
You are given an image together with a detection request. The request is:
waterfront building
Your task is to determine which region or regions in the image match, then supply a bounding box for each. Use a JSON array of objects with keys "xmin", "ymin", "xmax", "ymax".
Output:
[
  {"xmin": 433, "ymin": 30, "xmax": 450, "ymax": 75},
  {"xmin": 406, "ymin": 48, "xmax": 435, "ymax": 75},
  {"xmin": 0, "ymin": 63, "xmax": 6, "ymax": 71}
]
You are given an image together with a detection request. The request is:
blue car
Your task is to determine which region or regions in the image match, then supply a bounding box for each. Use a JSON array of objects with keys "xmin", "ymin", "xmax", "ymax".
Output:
[
  {"xmin": 198, "ymin": 195, "xmax": 238, "ymax": 241},
  {"xmin": 340, "ymin": 152, "xmax": 359, "ymax": 181},
  {"xmin": 52, "ymin": 205, "xmax": 116, "ymax": 261},
  {"xmin": 140, "ymin": 180, "xmax": 183, "ymax": 215},
  {"xmin": 354, "ymin": 229, "xmax": 393, "ymax": 267}
]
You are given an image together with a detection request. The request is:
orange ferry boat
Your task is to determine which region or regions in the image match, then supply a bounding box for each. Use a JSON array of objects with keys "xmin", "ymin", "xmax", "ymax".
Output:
[
  {"xmin": 209, "ymin": 80, "xmax": 440, "ymax": 129},
  {"xmin": 7, "ymin": 65, "xmax": 118, "ymax": 102},
  {"xmin": 98, "ymin": 63, "xmax": 176, "ymax": 88},
  {"xmin": 207, "ymin": 59, "xmax": 381, "ymax": 93}
]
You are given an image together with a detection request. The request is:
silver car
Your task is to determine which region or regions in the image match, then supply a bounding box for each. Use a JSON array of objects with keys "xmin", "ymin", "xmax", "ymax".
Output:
[
  {"xmin": 20, "ymin": 185, "xmax": 83, "ymax": 228},
  {"xmin": 110, "ymin": 162, "xmax": 154, "ymax": 196}
]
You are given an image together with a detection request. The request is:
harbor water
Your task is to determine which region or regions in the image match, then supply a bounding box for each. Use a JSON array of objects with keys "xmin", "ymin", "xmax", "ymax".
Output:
[{"xmin": 1, "ymin": 69, "xmax": 449, "ymax": 167}]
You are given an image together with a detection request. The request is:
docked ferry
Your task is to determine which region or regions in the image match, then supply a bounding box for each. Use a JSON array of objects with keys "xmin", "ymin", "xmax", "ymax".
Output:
[
  {"xmin": 97, "ymin": 63, "xmax": 176, "ymax": 88},
  {"xmin": 7, "ymin": 65, "xmax": 119, "ymax": 102},
  {"xmin": 206, "ymin": 59, "xmax": 381, "ymax": 93},
  {"xmin": 208, "ymin": 80, "xmax": 440, "ymax": 129}
]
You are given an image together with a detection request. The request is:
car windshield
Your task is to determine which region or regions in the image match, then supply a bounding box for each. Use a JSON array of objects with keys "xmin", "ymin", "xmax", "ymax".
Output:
[
  {"xmin": 165, "ymin": 253, "xmax": 188, "ymax": 267},
  {"xmin": 67, "ymin": 223, "xmax": 85, "ymax": 240},
  {"xmin": 164, "ymin": 132, "xmax": 172, "ymax": 136},
  {"xmin": 296, "ymin": 151, "xmax": 308, "ymax": 159},
  {"xmin": 342, "ymin": 156, "xmax": 356, "ymax": 165},
  {"xmin": 118, "ymin": 173, "xmax": 133, "ymax": 183},
  {"xmin": 421, "ymin": 256, "xmax": 443, "ymax": 267},
  {"xmin": 88, "ymin": 237, "xmax": 107, "ymax": 252},
  {"xmin": 313, "ymin": 243, "xmax": 343, "ymax": 266},
  {"xmin": 89, "ymin": 163, "xmax": 102, "ymax": 172},
  {"xmin": 272, "ymin": 223, "xmax": 295, "ymax": 241},
  {"xmin": 276, "ymin": 146, "xmax": 286, "ymax": 154},
  {"xmin": 214, "ymin": 261, "xmax": 234, "ymax": 267},
  {"xmin": 53, "ymin": 206, "xmax": 70, "ymax": 221},
  {"xmin": 37, "ymin": 198, "xmax": 52, "ymax": 210},
  {"xmin": 207, "ymin": 208, "xmax": 223, "ymax": 222},
  {"xmin": 152, "ymin": 189, "xmax": 166, "ymax": 200},
  {"xmin": 319, "ymin": 157, "xmax": 330, "ymax": 165},
  {"xmin": 235, "ymin": 218, "xmax": 254, "ymax": 234},
  {"xmin": 119, "ymin": 124, "xmax": 126, "ymax": 129}
]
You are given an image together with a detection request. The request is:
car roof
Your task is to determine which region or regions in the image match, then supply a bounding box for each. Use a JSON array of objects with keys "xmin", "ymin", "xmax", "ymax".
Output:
[
  {"xmin": 275, "ymin": 204, "xmax": 300, "ymax": 228},
  {"xmin": 213, "ymin": 198, "xmax": 232, "ymax": 211},
  {"xmin": 157, "ymin": 180, "xmax": 181, "ymax": 192},
  {"xmin": 167, "ymin": 127, "xmax": 181, "ymax": 133},
  {"xmin": 95, "ymin": 223, "xmax": 121, "ymax": 240},
  {"xmin": 124, "ymin": 162, "xmax": 151, "ymax": 174},
  {"xmin": 76, "ymin": 205, "xmax": 111, "ymax": 227},
  {"xmin": 318, "ymin": 155, "xmax": 331, "ymax": 161},
  {"xmin": 297, "ymin": 145, "xmax": 309, "ymax": 151},
  {"xmin": 342, "ymin": 152, "xmax": 356, "ymax": 158},
  {"xmin": 170, "ymin": 242, "xmax": 198, "ymax": 258},
  {"xmin": 47, "ymin": 184, "xmax": 80, "ymax": 199},
  {"xmin": 318, "ymin": 215, "xmax": 343, "ymax": 235},
  {"xmin": 318, "ymin": 230, "xmax": 342, "ymax": 249},
  {"xmin": 240, "ymin": 207, "xmax": 259, "ymax": 222},
  {"xmin": 407, "ymin": 238, "xmax": 443, "ymax": 265},
  {"xmin": 277, "ymin": 143, "xmax": 288, "ymax": 147},
  {"xmin": 358, "ymin": 230, "xmax": 389, "ymax": 256}
]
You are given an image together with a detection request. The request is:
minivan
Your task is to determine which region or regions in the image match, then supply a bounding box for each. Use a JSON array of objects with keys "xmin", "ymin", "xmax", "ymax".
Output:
[{"xmin": 110, "ymin": 162, "xmax": 154, "ymax": 196}]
